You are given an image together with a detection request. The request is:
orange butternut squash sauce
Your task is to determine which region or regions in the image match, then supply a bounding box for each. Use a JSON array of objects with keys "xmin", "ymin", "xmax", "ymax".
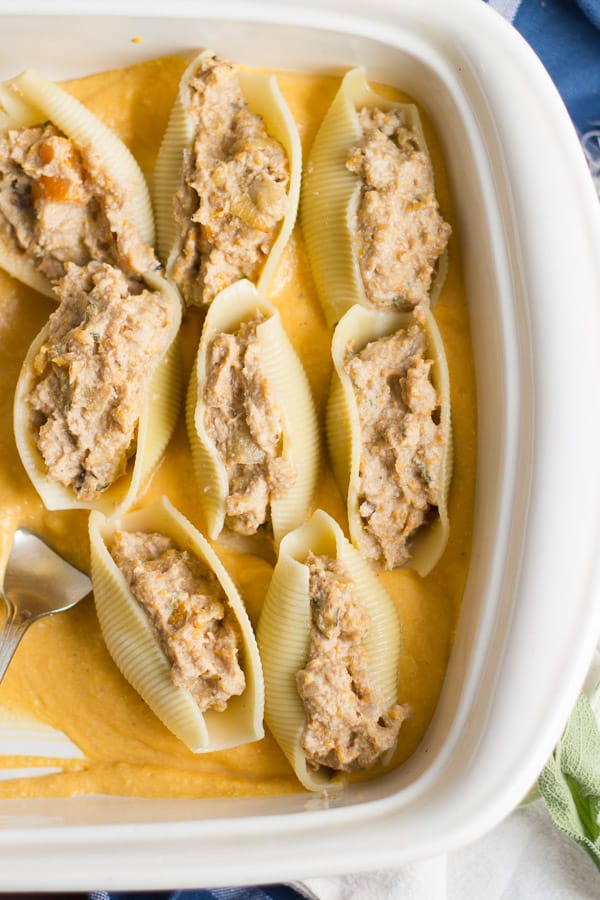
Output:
[{"xmin": 0, "ymin": 56, "xmax": 476, "ymax": 798}]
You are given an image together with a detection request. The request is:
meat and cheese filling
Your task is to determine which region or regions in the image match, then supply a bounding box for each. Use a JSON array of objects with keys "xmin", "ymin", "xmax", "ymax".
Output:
[
  {"xmin": 345, "ymin": 324, "xmax": 445, "ymax": 569},
  {"xmin": 203, "ymin": 314, "xmax": 297, "ymax": 535},
  {"xmin": 346, "ymin": 107, "xmax": 451, "ymax": 311},
  {"xmin": 172, "ymin": 56, "xmax": 289, "ymax": 306},
  {"xmin": 27, "ymin": 260, "xmax": 173, "ymax": 500},
  {"xmin": 111, "ymin": 530, "xmax": 245, "ymax": 712},
  {"xmin": 297, "ymin": 552, "xmax": 406, "ymax": 772},
  {"xmin": 0, "ymin": 123, "xmax": 156, "ymax": 282}
]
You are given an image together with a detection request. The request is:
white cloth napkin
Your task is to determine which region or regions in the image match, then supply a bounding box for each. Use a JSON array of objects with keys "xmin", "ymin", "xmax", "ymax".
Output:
[{"xmin": 301, "ymin": 801, "xmax": 599, "ymax": 899}]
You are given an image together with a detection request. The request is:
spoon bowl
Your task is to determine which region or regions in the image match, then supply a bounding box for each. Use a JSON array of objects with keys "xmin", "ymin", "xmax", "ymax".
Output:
[{"xmin": 0, "ymin": 528, "xmax": 92, "ymax": 683}]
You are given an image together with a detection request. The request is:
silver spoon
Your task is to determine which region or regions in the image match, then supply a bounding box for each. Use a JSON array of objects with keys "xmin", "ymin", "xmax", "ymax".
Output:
[{"xmin": 0, "ymin": 527, "xmax": 92, "ymax": 683}]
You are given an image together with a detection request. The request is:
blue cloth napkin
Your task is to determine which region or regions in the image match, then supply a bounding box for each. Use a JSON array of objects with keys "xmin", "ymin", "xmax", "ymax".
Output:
[
  {"xmin": 511, "ymin": 0, "xmax": 600, "ymax": 133},
  {"xmin": 489, "ymin": 0, "xmax": 600, "ymax": 193},
  {"xmin": 85, "ymin": 2, "xmax": 599, "ymax": 898},
  {"xmin": 89, "ymin": 888, "xmax": 311, "ymax": 900}
]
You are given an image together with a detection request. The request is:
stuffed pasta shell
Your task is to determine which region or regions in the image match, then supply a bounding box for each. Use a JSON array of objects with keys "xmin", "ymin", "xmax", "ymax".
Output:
[
  {"xmin": 14, "ymin": 261, "xmax": 182, "ymax": 515},
  {"xmin": 0, "ymin": 68, "xmax": 156, "ymax": 297},
  {"xmin": 186, "ymin": 278, "xmax": 319, "ymax": 548},
  {"xmin": 89, "ymin": 495, "xmax": 264, "ymax": 752},
  {"xmin": 153, "ymin": 51, "xmax": 301, "ymax": 306},
  {"xmin": 301, "ymin": 67, "xmax": 450, "ymax": 326},
  {"xmin": 257, "ymin": 508, "xmax": 408, "ymax": 792},
  {"xmin": 327, "ymin": 304, "xmax": 452, "ymax": 576}
]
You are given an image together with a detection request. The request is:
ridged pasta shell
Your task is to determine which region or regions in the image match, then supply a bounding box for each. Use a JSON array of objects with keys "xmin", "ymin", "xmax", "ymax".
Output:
[
  {"xmin": 0, "ymin": 81, "xmax": 44, "ymax": 130},
  {"xmin": 186, "ymin": 278, "xmax": 319, "ymax": 547},
  {"xmin": 89, "ymin": 495, "xmax": 264, "ymax": 752},
  {"xmin": 256, "ymin": 508, "xmax": 402, "ymax": 791},
  {"xmin": 13, "ymin": 269, "xmax": 183, "ymax": 515},
  {"xmin": 153, "ymin": 50, "xmax": 301, "ymax": 304},
  {"xmin": 301, "ymin": 67, "xmax": 448, "ymax": 326},
  {"xmin": 0, "ymin": 68, "xmax": 155, "ymax": 297},
  {"xmin": 327, "ymin": 304, "xmax": 453, "ymax": 576}
]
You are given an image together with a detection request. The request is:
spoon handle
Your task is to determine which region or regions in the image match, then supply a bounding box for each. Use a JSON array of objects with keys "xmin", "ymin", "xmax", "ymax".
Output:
[{"xmin": 0, "ymin": 605, "xmax": 31, "ymax": 684}]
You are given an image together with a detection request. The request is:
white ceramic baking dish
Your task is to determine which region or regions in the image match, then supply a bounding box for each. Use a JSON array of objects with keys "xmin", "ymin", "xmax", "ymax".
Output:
[{"xmin": 1, "ymin": 0, "xmax": 600, "ymax": 890}]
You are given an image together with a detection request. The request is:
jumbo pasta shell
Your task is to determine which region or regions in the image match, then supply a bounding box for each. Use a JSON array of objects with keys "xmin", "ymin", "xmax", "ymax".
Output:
[
  {"xmin": 0, "ymin": 68, "xmax": 155, "ymax": 297},
  {"xmin": 186, "ymin": 278, "xmax": 319, "ymax": 547},
  {"xmin": 153, "ymin": 51, "xmax": 301, "ymax": 304},
  {"xmin": 0, "ymin": 82, "xmax": 42, "ymax": 129},
  {"xmin": 13, "ymin": 269, "xmax": 183, "ymax": 515},
  {"xmin": 301, "ymin": 67, "xmax": 448, "ymax": 326},
  {"xmin": 89, "ymin": 495, "xmax": 264, "ymax": 752},
  {"xmin": 327, "ymin": 304, "xmax": 452, "ymax": 576},
  {"xmin": 256, "ymin": 508, "xmax": 402, "ymax": 791}
]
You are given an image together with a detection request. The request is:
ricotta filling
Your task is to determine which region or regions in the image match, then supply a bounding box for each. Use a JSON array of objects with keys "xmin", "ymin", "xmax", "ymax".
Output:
[
  {"xmin": 204, "ymin": 314, "xmax": 297, "ymax": 535},
  {"xmin": 173, "ymin": 55, "xmax": 289, "ymax": 306},
  {"xmin": 344, "ymin": 324, "xmax": 445, "ymax": 569},
  {"xmin": 0, "ymin": 122, "xmax": 156, "ymax": 282},
  {"xmin": 346, "ymin": 106, "xmax": 451, "ymax": 311},
  {"xmin": 297, "ymin": 552, "xmax": 407, "ymax": 772},
  {"xmin": 111, "ymin": 530, "xmax": 245, "ymax": 712},
  {"xmin": 27, "ymin": 261, "xmax": 172, "ymax": 500}
]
